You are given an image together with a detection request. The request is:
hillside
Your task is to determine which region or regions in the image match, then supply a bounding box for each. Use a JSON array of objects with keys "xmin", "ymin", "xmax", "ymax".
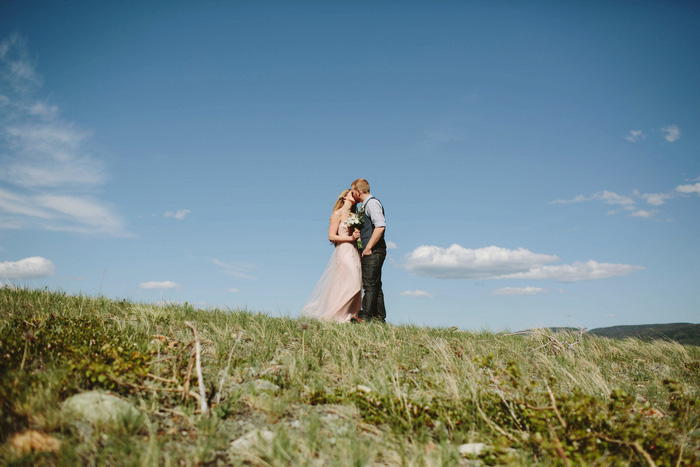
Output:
[
  {"xmin": 1, "ymin": 288, "xmax": 699, "ymax": 465},
  {"xmin": 590, "ymin": 323, "xmax": 700, "ymax": 346}
]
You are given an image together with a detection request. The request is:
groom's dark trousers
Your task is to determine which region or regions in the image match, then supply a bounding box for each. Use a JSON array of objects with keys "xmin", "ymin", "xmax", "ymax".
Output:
[{"xmin": 360, "ymin": 249, "xmax": 386, "ymax": 322}]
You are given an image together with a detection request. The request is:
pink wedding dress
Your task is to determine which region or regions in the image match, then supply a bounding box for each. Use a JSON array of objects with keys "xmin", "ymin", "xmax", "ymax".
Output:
[{"xmin": 301, "ymin": 220, "xmax": 361, "ymax": 322}]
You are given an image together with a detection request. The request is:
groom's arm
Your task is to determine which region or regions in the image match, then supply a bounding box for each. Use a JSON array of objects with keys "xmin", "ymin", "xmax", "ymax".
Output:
[
  {"xmin": 362, "ymin": 198, "xmax": 386, "ymax": 256},
  {"xmin": 362, "ymin": 227, "xmax": 385, "ymax": 256}
]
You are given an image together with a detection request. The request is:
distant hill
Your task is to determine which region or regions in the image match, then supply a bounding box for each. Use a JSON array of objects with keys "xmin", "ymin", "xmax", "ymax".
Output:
[
  {"xmin": 589, "ymin": 323, "xmax": 700, "ymax": 346},
  {"xmin": 535, "ymin": 324, "xmax": 700, "ymax": 346}
]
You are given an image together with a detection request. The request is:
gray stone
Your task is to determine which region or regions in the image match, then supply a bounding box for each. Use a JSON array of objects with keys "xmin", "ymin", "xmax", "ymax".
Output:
[
  {"xmin": 459, "ymin": 443, "xmax": 487, "ymax": 456},
  {"xmin": 62, "ymin": 391, "xmax": 141, "ymax": 427},
  {"xmin": 251, "ymin": 379, "xmax": 280, "ymax": 393},
  {"xmin": 230, "ymin": 430, "xmax": 275, "ymax": 450}
]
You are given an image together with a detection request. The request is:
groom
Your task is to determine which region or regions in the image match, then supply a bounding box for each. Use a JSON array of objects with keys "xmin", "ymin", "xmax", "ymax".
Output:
[{"xmin": 351, "ymin": 178, "xmax": 387, "ymax": 323}]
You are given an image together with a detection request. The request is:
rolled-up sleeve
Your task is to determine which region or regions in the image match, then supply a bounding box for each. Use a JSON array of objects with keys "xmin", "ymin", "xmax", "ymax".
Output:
[{"xmin": 365, "ymin": 199, "xmax": 386, "ymax": 228}]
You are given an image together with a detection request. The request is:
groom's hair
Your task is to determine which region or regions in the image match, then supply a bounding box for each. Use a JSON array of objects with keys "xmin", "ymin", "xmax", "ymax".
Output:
[{"xmin": 352, "ymin": 178, "xmax": 370, "ymax": 194}]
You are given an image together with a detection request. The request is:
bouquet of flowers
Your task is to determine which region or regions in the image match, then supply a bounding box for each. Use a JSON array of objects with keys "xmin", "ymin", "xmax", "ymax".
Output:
[
  {"xmin": 344, "ymin": 209, "xmax": 364, "ymax": 248},
  {"xmin": 344, "ymin": 212, "xmax": 363, "ymax": 230}
]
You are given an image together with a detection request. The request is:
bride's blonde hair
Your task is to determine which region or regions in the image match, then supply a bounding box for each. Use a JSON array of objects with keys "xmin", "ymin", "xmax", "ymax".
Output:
[{"xmin": 332, "ymin": 189, "xmax": 356, "ymax": 215}]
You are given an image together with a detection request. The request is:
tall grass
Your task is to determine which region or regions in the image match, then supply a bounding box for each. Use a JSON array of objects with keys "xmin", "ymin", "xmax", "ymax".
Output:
[{"xmin": 1, "ymin": 287, "xmax": 698, "ymax": 465}]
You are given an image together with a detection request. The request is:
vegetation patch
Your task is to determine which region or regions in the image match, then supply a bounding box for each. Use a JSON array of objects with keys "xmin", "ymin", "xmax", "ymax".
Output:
[{"xmin": 1, "ymin": 287, "xmax": 699, "ymax": 465}]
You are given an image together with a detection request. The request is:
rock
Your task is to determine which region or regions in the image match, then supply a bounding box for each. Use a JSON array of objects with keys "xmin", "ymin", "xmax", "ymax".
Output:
[
  {"xmin": 230, "ymin": 430, "xmax": 275, "ymax": 450},
  {"xmin": 354, "ymin": 385, "xmax": 373, "ymax": 393},
  {"xmin": 62, "ymin": 391, "xmax": 141, "ymax": 427},
  {"xmin": 289, "ymin": 420, "xmax": 302, "ymax": 429},
  {"xmin": 459, "ymin": 443, "xmax": 486, "ymax": 456},
  {"xmin": 251, "ymin": 379, "xmax": 280, "ymax": 393}
]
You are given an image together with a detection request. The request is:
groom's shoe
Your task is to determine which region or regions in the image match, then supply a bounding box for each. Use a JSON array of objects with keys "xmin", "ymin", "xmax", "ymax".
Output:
[{"xmin": 350, "ymin": 317, "xmax": 363, "ymax": 324}]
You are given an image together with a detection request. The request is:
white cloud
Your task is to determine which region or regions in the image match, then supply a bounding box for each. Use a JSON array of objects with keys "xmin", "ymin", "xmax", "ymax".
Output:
[
  {"xmin": 164, "ymin": 209, "xmax": 191, "ymax": 220},
  {"xmin": 404, "ymin": 245, "xmax": 643, "ymax": 283},
  {"xmin": 386, "ymin": 240, "xmax": 398, "ymax": 249},
  {"xmin": 676, "ymin": 182, "xmax": 700, "ymax": 195},
  {"xmin": 400, "ymin": 289, "xmax": 434, "ymax": 298},
  {"xmin": 661, "ymin": 125, "xmax": 681, "ymax": 142},
  {"xmin": 139, "ymin": 281, "xmax": 180, "ymax": 290},
  {"xmin": 227, "ymin": 288, "xmax": 240, "ymax": 293},
  {"xmin": 625, "ymin": 130, "xmax": 646, "ymax": 143},
  {"xmin": 0, "ymin": 35, "xmax": 124, "ymax": 236},
  {"xmin": 403, "ymin": 245, "xmax": 559, "ymax": 279},
  {"xmin": 500, "ymin": 260, "xmax": 643, "ymax": 283},
  {"xmin": 0, "ymin": 257, "xmax": 55, "ymax": 280},
  {"xmin": 493, "ymin": 287, "xmax": 547, "ymax": 296}
]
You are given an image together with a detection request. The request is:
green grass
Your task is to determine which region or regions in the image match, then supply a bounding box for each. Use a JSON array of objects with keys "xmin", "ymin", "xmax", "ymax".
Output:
[{"xmin": 1, "ymin": 286, "xmax": 699, "ymax": 465}]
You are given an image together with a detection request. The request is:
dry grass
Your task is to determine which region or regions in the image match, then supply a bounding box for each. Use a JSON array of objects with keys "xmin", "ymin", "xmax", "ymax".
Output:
[{"xmin": 1, "ymin": 287, "xmax": 699, "ymax": 465}]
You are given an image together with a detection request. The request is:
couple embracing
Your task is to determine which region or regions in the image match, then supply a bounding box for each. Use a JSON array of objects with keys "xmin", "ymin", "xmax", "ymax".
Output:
[{"xmin": 301, "ymin": 178, "xmax": 387, "ymax": 323}]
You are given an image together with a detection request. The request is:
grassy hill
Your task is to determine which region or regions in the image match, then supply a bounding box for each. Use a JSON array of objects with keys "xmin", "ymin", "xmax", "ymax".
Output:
[
  {"xmin": 1, "ymin": 287, "xmax": 699, "ymax": 465},
  {"xmin": 590, "ymin": 323, "xmax": 700, "ymax": 346}
]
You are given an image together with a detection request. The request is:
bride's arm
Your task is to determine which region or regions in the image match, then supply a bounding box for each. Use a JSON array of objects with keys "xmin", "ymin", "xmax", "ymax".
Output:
[{"xmin": 328, "ymin": 211, "xmax": 359, "ymax": 243}]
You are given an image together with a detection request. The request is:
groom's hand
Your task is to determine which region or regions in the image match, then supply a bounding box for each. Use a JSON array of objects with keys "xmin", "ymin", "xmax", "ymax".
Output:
[{"xmin": 362, "ymin": 248, "xmax": 372, "ymax": 256}]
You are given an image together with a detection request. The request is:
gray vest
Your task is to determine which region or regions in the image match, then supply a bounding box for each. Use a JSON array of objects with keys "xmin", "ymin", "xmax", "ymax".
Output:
[{"xmin": 360, "ymin": 197, "xmax": 386, "ymax": 251}]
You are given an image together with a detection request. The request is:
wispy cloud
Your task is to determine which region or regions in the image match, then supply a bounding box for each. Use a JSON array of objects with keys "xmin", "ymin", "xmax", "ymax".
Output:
[
  {"xmin": 212, "ymin": 259, "xmax": 257, "ymax": 280},
  {"xmin": 493, "ymin": 286, "xmax": 547, "ymax": 296},
  {"xmin": 2, "ymin": 124, "xmax": 105, "ymax": 188},
  {"xmin": 400, "ymin": 289, "xmax": 434, "ymax": 298},
  {"xmin": 661, "ymin": 124, "xmax": 681, "ymax": 142},
  {"xmin": 499, "ymin": 260, "xmax": 643, "ymax": 283},
  {"xmin": 0, "ymin": 35, "xmax": 126, "ymax": 236},
  {"xmin": 552, "ymin": 191, "xmax": 634, "ymax": 206},
  {"xmin": 403, "ymin": 245, "xmax": 642, "ymax": 283},
  {"xmin": 625, "ymin": 130, "xmax": 646, "ymax": 143},
  {"xmin": 639, "ymin": 192, "xmax": 674, "ymax": 206},
  {"xmin": 624, "ymin": 125, "xmax": 682, "ymax": 143},
  {"xmin": 629, "ymin": 209, "xmax": 657, "ymax": 219},
  {"xmin": 139, "ymin": 281, "xmax": 180, "ymax": 290},
  {"xmin": 164, "ymin": 209, "xmax": 192, "ymax": 220},
  {"xmin": 386, "ymin": 240, "xmax": 397, "ymax": 249},
  {"xmin": 0, "ymin": 34, "xmax": 41, "ymax": 93},
  {"xmin": 37, "ymin": 195, "xmax": 125, "ymax": 234},
  {"xmin": 553, "ymin": 184, "xmax": 691, "ymax": 220},
  {"xmin": 0, "ymin": 256, "xmax": 55, "ymax": 280}
]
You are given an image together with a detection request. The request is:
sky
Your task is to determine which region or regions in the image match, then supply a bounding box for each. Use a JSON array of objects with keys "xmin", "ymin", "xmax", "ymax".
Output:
[{"xmin": 1, "ymin": 1, "xmax": 699, "ymax": 332}]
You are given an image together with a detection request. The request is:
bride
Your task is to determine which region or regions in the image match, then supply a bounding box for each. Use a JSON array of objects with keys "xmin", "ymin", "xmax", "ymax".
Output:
[{"xmin": 301, "ymin": 189, "xmax": 362, "ymax": 323}]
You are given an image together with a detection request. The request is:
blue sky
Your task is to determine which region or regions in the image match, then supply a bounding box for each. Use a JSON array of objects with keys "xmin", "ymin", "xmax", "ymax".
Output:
[{"xmin": 1, "ymin": 1, "xmax": 698, "ymax": 331}]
